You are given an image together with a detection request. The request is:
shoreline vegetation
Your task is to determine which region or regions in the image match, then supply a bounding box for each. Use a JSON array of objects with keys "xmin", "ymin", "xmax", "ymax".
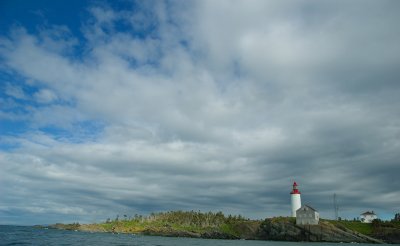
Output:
[{"xmin": 43, "ymin": 211, "xmax": 400, "ymax": 244}]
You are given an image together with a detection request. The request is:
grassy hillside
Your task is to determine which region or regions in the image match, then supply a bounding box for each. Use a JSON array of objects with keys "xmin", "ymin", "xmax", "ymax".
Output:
[
  {"xmin": 76, "ymin": 211, "xmax": 260, "ymax": 239},
  {"xmin": 328, "ymin": 220, "xmax": 373, "ymax": 235}
]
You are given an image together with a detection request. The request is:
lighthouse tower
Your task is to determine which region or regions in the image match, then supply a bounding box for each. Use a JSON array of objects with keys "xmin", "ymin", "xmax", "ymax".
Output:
[{"xmin": 290, "ymin": 181, "xmax": 301, "ymax": 217}]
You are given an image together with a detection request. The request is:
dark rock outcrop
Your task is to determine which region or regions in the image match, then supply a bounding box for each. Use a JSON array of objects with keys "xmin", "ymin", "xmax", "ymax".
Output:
[
  {"xmin": 372, "ymin": 227, "xmax": 400, "ymax": 244},
  {"xmin": 201, "ymin": 231, "xmax": 239, "ymax": 239},
  {"xmin": 142, "ymin": 227, "xmax": 201, "ymax": 238},
  {"xmin": 259, "ymin": 218, "xmax": 384, "ymax": 243}
]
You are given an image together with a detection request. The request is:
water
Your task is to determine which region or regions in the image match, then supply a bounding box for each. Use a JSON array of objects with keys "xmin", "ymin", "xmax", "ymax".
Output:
[{"xmin": 0, "ymin": 225, "xmax": 383, "ymax": 246}]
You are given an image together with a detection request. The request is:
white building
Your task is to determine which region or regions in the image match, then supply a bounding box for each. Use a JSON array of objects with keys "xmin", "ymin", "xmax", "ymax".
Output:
[
  {"xmin": 290, "ymin": 181, "xmax": 301, "ymax": 217},
  {"xmin": 360, "ymin": 211, "xmax": 377, "ymax": 223},
  {"xmin": 296, "ymin": 205, "xmax": 320, "ymax": 225}
]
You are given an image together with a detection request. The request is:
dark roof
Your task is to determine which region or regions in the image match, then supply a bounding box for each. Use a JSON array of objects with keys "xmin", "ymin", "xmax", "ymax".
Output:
[
  {"xmin": 361, "ymin": 211, "xmax": 376, "ymax": 215},
  {"xmin": 297, "ymin": 204, "xmax": 318, "ymax": 212}
]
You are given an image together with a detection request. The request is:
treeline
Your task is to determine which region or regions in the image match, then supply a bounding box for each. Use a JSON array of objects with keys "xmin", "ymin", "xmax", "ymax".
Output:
[
  {"xmin": 371, "ymin": 219, "xmax": 400, "ymax": 229},
  {"xmin": 105, "ymin": 210, "xmax": 249, "ymax": 228}
]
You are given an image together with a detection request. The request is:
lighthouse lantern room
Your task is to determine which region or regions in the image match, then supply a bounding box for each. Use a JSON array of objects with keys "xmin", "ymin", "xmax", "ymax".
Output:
[{"xmin": 290, "ymin": 181, "xmax": 302, "ymax": 217}]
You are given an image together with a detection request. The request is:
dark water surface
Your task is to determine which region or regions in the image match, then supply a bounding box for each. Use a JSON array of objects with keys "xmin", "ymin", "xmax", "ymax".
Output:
[{"xmin": 0, "ymin": 225, "xmax": 383, "ymax": 246}]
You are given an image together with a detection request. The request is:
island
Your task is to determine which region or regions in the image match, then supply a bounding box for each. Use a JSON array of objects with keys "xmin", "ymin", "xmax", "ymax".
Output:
[{"xmin": 45, "ymin": 211, "xmax": 400, "ymax": 244}]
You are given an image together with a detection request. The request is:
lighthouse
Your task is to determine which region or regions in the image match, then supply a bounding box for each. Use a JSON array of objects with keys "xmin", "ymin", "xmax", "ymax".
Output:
[{"xmin": 290, "ymin": 181, "xmax": 301, "ymax": 217}]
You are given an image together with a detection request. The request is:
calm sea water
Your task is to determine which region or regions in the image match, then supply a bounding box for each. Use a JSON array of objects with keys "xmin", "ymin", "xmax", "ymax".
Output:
[{"xmin": 0, "ymin": 225, "xmax": 383, "ymax": 246}]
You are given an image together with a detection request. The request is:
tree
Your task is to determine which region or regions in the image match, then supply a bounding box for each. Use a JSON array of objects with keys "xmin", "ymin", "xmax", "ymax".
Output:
[
  {"xmin": 393, "ymin": 213, "xmax": 400, "ymax": 222},
  {"xmin": 371, "ymin": 218, "xmax": 382, "ymax": 229}
]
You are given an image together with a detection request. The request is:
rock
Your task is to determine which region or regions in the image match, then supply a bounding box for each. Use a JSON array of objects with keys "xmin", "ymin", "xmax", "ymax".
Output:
[
  {"xmin": 201, "ymin": 231, "xmax": 239, "ymax": 239},
  {"xmin": 142, "ymin": 227, "xmax": 201, "ymax": 238},
  {"xmin": 259, "ymin": 218, "xmax": 384, "ymax": 243}
]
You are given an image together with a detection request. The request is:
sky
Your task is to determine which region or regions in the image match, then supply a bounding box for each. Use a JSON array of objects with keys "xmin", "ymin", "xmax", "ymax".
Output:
[{"xmin": 1, "ymin": 0, "xmax": 400, "ymax": 225}]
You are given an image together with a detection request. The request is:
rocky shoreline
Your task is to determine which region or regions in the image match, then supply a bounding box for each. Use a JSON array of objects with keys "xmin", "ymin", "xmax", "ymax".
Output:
[{"xmin": 258, "ymin": 219, "xmax": 384, "ymax": 243}]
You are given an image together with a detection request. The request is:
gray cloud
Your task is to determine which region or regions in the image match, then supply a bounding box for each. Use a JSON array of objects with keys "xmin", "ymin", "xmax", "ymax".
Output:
[{"xmin": 1, "ymin": 0, "xmax": 400, "ymax": 225}]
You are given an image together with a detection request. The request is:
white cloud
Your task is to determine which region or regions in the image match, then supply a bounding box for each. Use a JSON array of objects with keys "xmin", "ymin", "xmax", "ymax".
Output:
[
  {"xmin": 4, "ymin": 83, "xmax": 28, "ymax": 100},
  {"xmin": 34, "ymin": 89, "xmax": 58, "ymax": 103},
  {"xmin": 1, "ymin": 1, "xmax": 400, "ymax": 224}
]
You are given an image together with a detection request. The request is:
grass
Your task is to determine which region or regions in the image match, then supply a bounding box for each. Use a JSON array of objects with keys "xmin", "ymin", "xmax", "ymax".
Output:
[
  {"xmin": 88, "ymin": 211, "xmax": 252, "ymax": 235},
  {"xmin": 270, "ymin": 216, "xmax": 296, "ymax": 224},
  {"xmin": 220, "ymin": 223, "xmax": 239, "ymax": 237},
  {"xmin": 95, "ymin": 217, "xmax": 230, "ymax": 234},
  {"xmin": 328, "ymin": 220, "xmax": 373, "ymax": 235}
]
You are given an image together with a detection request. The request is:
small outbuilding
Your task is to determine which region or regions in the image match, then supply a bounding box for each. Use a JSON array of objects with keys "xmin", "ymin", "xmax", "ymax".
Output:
[
  {"xmin": 296, "ymin": 205, "xmax": 319, "ymax": 225},
  {"xmin": 360, "ymin": 211, "xmax": 377, "ymax": 223}
]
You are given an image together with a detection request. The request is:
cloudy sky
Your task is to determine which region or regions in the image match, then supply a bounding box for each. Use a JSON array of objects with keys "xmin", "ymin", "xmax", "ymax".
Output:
[{"xmin": 1, "ymin": 0, "xmax": 400, "ymax": 225}]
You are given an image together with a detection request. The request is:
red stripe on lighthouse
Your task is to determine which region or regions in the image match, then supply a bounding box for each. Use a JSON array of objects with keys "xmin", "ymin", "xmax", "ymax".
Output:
[{"xmin": 290, "ymin": 181, "xmax": 301, "ymax": 194}]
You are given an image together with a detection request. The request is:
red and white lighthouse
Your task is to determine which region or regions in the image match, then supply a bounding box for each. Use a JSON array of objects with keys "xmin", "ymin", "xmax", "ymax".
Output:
[{"xmin": 290, "ymin": 181, "xmax": 301, "ymax": 217}]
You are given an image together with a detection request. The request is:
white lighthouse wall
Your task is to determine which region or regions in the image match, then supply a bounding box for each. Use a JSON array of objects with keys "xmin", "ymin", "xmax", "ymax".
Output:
[{"xmin": 291, "ymin": 194, "xmax": 301, "ymax": 217}]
